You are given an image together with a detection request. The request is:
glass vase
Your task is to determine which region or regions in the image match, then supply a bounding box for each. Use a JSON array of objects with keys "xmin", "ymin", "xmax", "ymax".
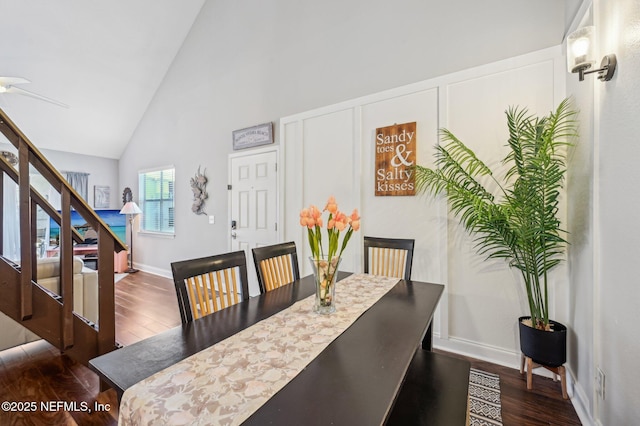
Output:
[{"xmin": 309, "ymin": 255, "xmax": 342, "ymax": 314}]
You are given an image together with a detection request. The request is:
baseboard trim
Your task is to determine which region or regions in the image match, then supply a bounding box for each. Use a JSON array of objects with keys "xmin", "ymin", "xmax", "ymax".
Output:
[
  {"xmin": 133, "ymin": 262, "xmax": 172, "ymax": 279},
  {"xmin": 436, "ymin": 336, "xmax": 577, "ymax": 382},
  {"xmin": 568, "ymin": 369, "xmax": 596, "ymax": 426},
  {"xmin": 434, "ymin": 336, "xmax": 522, "ymax": 369}
]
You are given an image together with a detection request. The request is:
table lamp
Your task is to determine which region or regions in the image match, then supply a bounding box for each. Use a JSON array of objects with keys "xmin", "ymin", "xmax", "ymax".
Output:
[{"xmin": 119, "ymin": 201, "xmax": 142, "ymax": 273}]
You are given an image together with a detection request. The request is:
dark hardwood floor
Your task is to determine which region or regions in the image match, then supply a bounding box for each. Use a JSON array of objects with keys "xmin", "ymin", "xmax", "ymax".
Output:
[
  {"xmin": 436, "ymin": 350, "xmax": 582, "ymax": 425},
  {"xmin": 112, "ymin": 271, "xmax": 182, "ymax": 346},
  {"xmin": 0, "ymin": 272, "xmax": 582, "ymax": 425}
]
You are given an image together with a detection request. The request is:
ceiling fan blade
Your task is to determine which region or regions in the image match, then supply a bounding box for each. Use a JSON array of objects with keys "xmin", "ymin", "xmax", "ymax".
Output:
[
  {"xmin": 6, "ymin": 85, "xmax": 69, "ymax": 108},
  {"xmin": 0, "ymin": 77, "xmax": 31, "ymax": 86}
]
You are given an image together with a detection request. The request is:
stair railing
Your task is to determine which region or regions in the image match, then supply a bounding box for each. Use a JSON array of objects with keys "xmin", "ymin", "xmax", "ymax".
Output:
[{"xmin": 0, "ymin": 107, "xmax": 126, "ymax": 360}]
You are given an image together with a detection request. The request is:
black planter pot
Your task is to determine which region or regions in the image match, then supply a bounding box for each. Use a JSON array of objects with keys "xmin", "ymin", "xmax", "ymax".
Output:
[{"xmin": 518, "ymin": 316, "xmax": 567, "ymax": 367}]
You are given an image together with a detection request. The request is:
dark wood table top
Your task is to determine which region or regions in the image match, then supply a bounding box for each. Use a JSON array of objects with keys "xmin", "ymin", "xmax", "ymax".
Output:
[{"xmin": 89, "ymin": 273, "xmax": 444, "ymax": 425}]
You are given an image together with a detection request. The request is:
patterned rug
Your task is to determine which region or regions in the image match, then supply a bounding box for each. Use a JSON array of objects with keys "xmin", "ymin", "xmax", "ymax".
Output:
[{"xmin": 468, "ymin": 368, "xmax": 503, "ymax": 425}]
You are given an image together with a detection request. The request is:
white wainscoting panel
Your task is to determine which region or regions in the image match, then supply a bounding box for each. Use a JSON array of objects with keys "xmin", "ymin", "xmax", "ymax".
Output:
[
  {"xmin": 301, "ymin": 109, "xmax": 358, "ymax": 274},
  {"xmin": 444, "ymin": 59, "xmax": 564, "ymax": 351},
  {"xmin": 281, "ymin": 45, "xmax": 565, "ymax": 368}
]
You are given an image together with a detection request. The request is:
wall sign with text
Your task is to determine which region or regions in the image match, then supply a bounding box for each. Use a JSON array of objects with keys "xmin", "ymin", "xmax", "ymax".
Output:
[
  {"xmin": 232, "ymin": 122, "xmax": 273, "ymax": 150},
  {"xmin": 375, "ymin": 122, "xmax": 416, "ymax": 196}
]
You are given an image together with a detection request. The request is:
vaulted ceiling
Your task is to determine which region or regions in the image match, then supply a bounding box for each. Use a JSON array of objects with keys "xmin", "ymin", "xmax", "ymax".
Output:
[
  {"xmin": 0, "ymin": 0, "xmax": 205, "ymax": 159},
  {"xmin": 1, "ymin": 1, "xmax": 582, "ymax": 160}
]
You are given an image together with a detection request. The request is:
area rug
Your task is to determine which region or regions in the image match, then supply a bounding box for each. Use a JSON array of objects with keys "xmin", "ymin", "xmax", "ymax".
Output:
[
  {"xmin": 468, "ymin": 368, "xmax": 503, "ymax": 425},
  {"xmin": 114, "ymin": 273, "xmax": 128, "ymax": 283}
]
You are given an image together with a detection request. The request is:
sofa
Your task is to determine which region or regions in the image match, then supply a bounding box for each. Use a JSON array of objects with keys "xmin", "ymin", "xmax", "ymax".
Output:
[{"xmin": 0, "ymin": 256, "xmax": 99, "ymax": 351}]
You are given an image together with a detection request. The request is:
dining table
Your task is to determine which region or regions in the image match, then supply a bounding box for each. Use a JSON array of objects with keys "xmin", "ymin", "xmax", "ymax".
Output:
[{"xmin": 89, "ymin": 272, "xmax": 445, "ymax": 425}]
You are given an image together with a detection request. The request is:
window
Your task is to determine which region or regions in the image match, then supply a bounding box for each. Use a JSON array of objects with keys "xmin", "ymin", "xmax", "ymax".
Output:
[{"xmin": 138, "ymin": 167, "xmax": 175, "ymax": 235}]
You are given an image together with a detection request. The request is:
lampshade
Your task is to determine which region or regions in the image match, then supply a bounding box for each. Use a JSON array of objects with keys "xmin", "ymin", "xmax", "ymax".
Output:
[
  {"xmin": 120, "ymin": 201, "xmax": 142, "ymax": 215},
  {"xmin": 567, "ymin": 26, "xmax": 596, "ymax": 73}
]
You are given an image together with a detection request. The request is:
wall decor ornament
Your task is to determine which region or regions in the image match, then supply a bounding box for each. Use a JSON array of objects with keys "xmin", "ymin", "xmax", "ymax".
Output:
[
  {"xmin": 94, "ymin": 185, "xmax": 110, "ymax": 208},
  {"xmin": 122, "ymin": 187, "xmax": 133, "ymax": 205},
  {"xmin": 0, "ymin": 150, "xmax": 18, "ymax": 166},
  {"xmin": 191, "ymin": 166, "xmax": 208, "ymax": 215}
]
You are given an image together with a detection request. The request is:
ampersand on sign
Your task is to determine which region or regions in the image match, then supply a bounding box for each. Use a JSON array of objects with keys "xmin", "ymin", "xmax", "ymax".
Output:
[{"xmin": 391, "ymin": 143, "xmax": 414, "ymax": 167}]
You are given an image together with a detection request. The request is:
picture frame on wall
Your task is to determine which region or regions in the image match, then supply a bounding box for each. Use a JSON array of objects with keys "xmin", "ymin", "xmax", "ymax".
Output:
[
  {"xmin": 232, "ymin": 122, "xmax": 273, "ymax": 150},
  {"xmin": 94, "ymin": 185, "xmax": 110, "ymax": 208}
]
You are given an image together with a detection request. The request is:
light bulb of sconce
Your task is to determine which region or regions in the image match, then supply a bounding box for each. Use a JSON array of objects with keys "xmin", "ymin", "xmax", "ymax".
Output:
[
  {"xmin": 567, "ymin": 26, "xmax": 597, "ymax": 73},
  {"xmin": 0, "ymin": 85, "xmax": 7, "ymax": 93},
  {"xmin": 571, "ymin": 37, "xmax": 590, "ymax": 57}
]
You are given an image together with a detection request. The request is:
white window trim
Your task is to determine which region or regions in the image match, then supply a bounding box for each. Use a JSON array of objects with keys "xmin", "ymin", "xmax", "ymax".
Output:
[{"xmin": 138, "ymin": 165, "xmax": 175, "ymax": 236}]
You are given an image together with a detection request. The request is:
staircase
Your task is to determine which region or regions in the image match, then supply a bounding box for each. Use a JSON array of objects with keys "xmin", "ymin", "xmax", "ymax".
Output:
[{"xmin": 0, "ymin": 107, "xmax": 126, "ymax": 367}]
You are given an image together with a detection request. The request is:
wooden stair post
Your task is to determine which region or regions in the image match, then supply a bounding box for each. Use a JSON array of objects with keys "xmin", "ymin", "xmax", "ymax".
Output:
[
  {"xmin": 0, "ymin": 106, "xmax": 127, "ymax": 373},
  {"xmin": 18, "ymin": 141, "xmax": 33, "ymax": 320}
]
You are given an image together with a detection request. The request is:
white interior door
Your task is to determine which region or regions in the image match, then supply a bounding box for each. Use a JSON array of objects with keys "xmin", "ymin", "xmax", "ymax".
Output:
[{"xmin": 229, "ymin": 148, "xmax": 278, "ymax": 296}]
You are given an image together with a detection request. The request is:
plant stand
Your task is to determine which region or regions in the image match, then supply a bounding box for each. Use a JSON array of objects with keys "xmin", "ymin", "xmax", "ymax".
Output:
[{"xmin": 520, "ymin": 354, "xmax": 568, "ymax": 399}]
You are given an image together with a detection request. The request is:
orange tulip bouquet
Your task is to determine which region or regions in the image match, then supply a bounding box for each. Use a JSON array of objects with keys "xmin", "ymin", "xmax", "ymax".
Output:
[{"xmin": 300, "ymin": 196, "xmax": 360, "ymax": 314}]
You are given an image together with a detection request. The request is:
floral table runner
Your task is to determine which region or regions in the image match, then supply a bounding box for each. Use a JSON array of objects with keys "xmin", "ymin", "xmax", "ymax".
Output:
[{"xmin": 118, "ymin": 274, "xmax": 399, "ymax": 426}]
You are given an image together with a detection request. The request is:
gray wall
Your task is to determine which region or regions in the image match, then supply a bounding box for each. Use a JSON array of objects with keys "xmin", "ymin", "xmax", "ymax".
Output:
[
  {"xmin": 112, "ymin": 0, "xmax": 640, "ymax": 423},
  {"xmin": 119, "ymin": 0, "xmax": 572, "ymax": 276},
  {"xmin": 120, "ymin": 1, "xmax": 640, "ymax": 424},
  {"xmin": 0, "ymin": 142, "xmax": 119, "ymax": 210}
]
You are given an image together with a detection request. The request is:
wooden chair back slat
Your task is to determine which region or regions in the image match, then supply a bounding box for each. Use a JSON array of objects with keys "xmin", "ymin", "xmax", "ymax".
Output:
[
  {"xmin": 208, "ymin": 272, "xmax": 219, "ymax": 313},
  {"xmin": 219, "ymin": 270, "xmax": 228, "ymax": 310},
  {"xmin": 196, "ymin": 276, "xmax": 206, "ymax": 319},
  {"xmin": 186, "ymin": 277, "xmax": 199, "ymax": 319},
  {"xmin": 252, "ymin": 242, "xmax": 300, "ymax": 294},
  {"xmin": 171, "ymin": 251, "xmax": 249, "ymax": 324},
  {"xmin": 261, "ymin": 261, "xmax": 274, "ymax": 291},
  {"xmin": 264, "ymin": 258, "xmax": 276, "ymax": 291},
  {"xmin": 364, "ymin": 236, "xmax": 415, "ymax": 281},
  {"xmin": 261, "ymin": 254, "xmax": 294, "ymax": 292},
  {"xmin": 371, "ymin": 247, "xmax": 406, "ymax": 278}
]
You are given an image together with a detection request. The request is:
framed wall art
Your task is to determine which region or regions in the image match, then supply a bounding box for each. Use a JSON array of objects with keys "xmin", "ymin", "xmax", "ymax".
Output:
[
  {"xmin": 94, "ymin": 185, "xmax": 110, "ymax": 208},
  {"xmin": 232, "ymin": 122, "xmax": 273, "ymax": 150}
]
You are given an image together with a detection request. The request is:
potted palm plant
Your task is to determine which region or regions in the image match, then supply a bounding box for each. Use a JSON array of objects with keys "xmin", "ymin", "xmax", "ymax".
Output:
[{"xmin": 414, "ymin": 99, "xmax": 578, "ymax": 367}]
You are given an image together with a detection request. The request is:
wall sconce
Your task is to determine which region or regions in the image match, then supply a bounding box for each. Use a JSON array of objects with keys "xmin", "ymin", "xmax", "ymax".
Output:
[{"xmin": 567, "ymin": 26, "xmax": 616, "ymax": 82}]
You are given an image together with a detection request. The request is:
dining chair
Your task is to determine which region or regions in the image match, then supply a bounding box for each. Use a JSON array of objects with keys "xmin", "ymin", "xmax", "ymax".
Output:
[
  {"xmin": 363, "ymin": 236, "xmax": 415, "ymax": 280},
  {"xmin": 252, "ymin": 241, "xmax": 300, "ymax": 293},
  {"xmin": 171, "ymin": 250, "xmax": 249, "ymax": 323}
]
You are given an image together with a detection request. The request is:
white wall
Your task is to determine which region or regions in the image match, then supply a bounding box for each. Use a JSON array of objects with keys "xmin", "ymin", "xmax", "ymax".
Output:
[
  {"xmin": 593, "ymin": 0, "xmax": 640, "ymax": 424},
  {"xmin": 119, "ymin": 0, "xmax": 572, "ymax": 277},
  {"xmin": 565, "ymin": 4, "xmax": 596, "ymax": 421},
  {"xmin": 564, "ymin": 1, "xmax": 640, "ymax": 424},
  {"xmin": 281, "ymin": 47, "xmax": 566, "ymax": 367},
  {"xmin": 445, "ymin": 59, "xmax": 564, "ymax": 356},
  {"xmin": 282, "ymin": 88, "xmax": 441, "ymax": 278}
]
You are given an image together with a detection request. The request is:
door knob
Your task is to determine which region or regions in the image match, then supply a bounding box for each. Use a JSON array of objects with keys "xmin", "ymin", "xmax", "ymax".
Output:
[{"xmin": 231, "ymin": 231, "xmax": 237, "ymax": 239}]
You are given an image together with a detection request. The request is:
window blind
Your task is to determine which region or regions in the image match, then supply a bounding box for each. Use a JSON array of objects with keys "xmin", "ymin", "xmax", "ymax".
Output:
[{"xmin": 139, "ymin": 167, "xmax": 175, "ymax": 234}]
